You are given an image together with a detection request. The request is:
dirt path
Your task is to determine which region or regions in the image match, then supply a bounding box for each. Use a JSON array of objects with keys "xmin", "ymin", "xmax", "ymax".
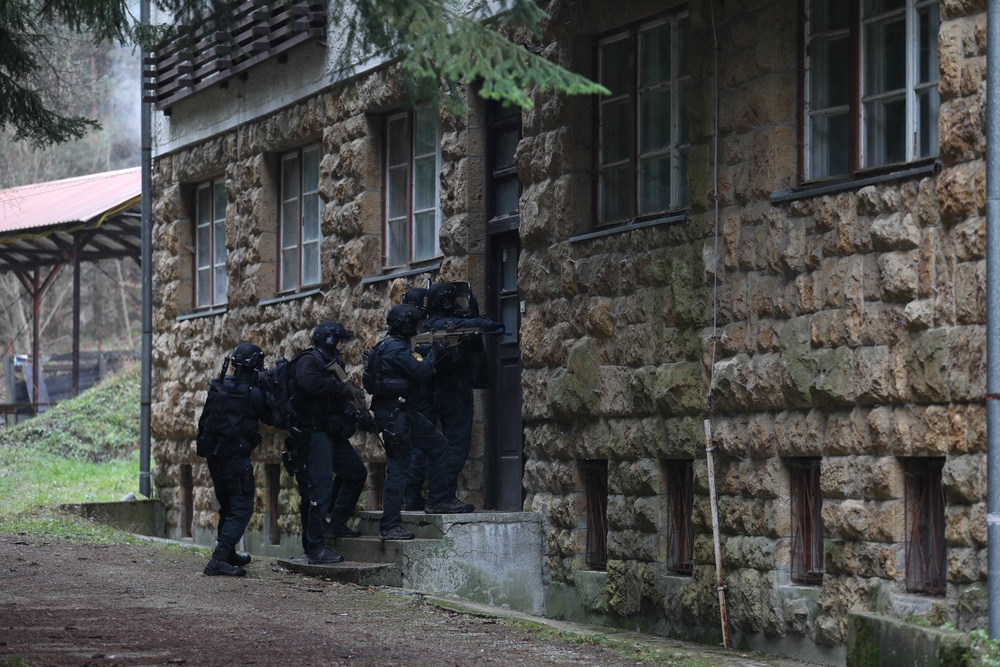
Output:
[{"xmin": 0, "ymin": 533, "xmax": 819, "ymax": 667}]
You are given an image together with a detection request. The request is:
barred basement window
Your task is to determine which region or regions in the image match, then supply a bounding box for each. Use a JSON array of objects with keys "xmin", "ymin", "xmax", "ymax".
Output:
[
  {"xmin": 664, "ymin": 459, "xmax": 694, "ymax": 575},
  {"xmin": 788, "ymin": 458, "xmax": 824, "ymax": 585},
  {"xmin": 265, "ymin": 463, "xmax": 281, "ymax": 545},
  {"xmin": 180, "ymin": 464, "xmax": 193, "ymax": 538},
  {"xmin": 904, "ymin": 457, "xmax": 946, "ymax": 595},
  {"xmin": 582, "ymin": 459, "xmax": 608, "ymax": 570}
]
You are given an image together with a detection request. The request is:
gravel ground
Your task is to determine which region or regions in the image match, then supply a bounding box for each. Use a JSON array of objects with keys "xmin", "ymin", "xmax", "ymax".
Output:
[{"xmin": 0, "ymin": 532, "xmax": 823, "ymax": 667}]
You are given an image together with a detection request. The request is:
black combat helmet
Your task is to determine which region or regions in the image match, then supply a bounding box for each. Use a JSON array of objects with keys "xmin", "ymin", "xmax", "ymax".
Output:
[
  {"xmin": 312, "ymin": 321, "xmax": 354, "ymax": 354},
  {"xmin": 402, "ymin": 287, "xmax": 428, "ymax": 309},
  {"xmin": 231, "ymin": 343, "xmax": 264, "ymax": 371},
  {"xmin": 386, "ymin": 303, "xmax": 423, "ymax": 338},
  {"xmin": 425, "ymin": 282, "xmax": 460, "ymax": 315}
]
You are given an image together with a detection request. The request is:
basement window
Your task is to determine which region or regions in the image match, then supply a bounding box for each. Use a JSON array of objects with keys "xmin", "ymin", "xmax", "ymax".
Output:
[
  {"xmin": 581, "ymin": 459, "xmax": 608, "ymax": 570},
  {"xmin": 788, "ymin": 458, "xmax": 824, "ymax": 585},
  {"xmin": 904, "ymin": 457, "xmax": 946, "ymax": 595},
  {"xmin": 265, "ymin": 463, "xmax": 281, "ymax": 545},
  {"xmin": 180, "ymin": 464, "xmax": 193, "ymax": 538},
  {"xmin": 664, "ymin": 459, "xmax": 694, "ymax": 575}
]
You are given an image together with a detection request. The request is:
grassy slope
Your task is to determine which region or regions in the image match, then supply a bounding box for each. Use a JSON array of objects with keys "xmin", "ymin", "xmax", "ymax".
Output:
[{"xmin": 0, "ymin": 361, "xmax": 142, "ymax": 533}]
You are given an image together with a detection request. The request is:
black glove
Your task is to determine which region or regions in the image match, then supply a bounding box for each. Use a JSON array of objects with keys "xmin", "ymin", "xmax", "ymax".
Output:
[{"xmin": 337, "ymin": 382, "xmax": 355, "ymax": 401}]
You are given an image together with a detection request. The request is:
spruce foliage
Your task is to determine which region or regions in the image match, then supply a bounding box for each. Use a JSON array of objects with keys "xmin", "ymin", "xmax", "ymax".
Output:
[{"xmin": 4, "ymin": 0, "xmax": 606, "ymax": 147}]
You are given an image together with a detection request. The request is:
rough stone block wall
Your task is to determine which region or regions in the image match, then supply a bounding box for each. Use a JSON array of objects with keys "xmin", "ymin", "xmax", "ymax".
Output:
[
  {"xmin": 150, "ymin": 79, "xmax": 488, "ymax": 545},
  {"xmin": 520, "ymin": 0, "xmax": 987, "ymax": 656},
  {"xmin": 147, "ymin": 0, "xmax": 989, "ymax": 658}
]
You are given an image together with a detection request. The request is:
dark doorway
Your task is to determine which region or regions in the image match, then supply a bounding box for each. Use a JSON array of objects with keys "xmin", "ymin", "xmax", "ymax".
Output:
[{"xmin": 484, "ymin": 101, "xmax": 523, "ymax": 510}]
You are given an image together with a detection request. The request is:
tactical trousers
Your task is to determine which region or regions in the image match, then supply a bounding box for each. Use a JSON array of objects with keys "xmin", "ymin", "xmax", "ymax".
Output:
[
  {"xmin": 207, "ymin": 454, "xmax": 254, "ymax": 561},
  {"xmin": 296, "ymin": 430, "xmax": 366, "ymax": 554},
  {"xmin": 436, "ymin": 381, "xmax": 474, "ymax": 499},
  {"xmin": 378, "ymin": 408, "xmax": 449, "ymax": 532},
  {"xmin": 405, "ymin": 382, "xmax": 473, "ymax": 503}
]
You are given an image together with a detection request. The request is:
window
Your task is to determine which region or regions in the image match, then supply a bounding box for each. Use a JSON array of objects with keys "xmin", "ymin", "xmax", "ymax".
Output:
[
  {"xmin": 598, "ymin": 13, "xmax": 690, "ymax": 226},
  {"xmin": 788, "ymin": 458, "xmax": 824, "ymax": 584},
  {"xmin": 180, "ymin": 464, "xmax": 193, "ymax": 538},
  {"xmin": 279, "ymin": 144, "xmax": 322, "ymax": 292},
  {"xmin": 805, "ymin": 0, "xmax": 939, "ymax": 180},
  {"xmin": 194, "ymin": 178, "xmax": 227, "ymax": 308},
  {"xmin": 581, "ymin": 459, "xmax": 608, "ymax": 570},
  {"xmin": 384, "ymin": 106, "xmax": 440, "ymax": 267},
  {"xmin": 265, "ymin": 463, "xmax": 281, "ymax": 545},
  {"xmin": 904, "ymin": 458, "xmax": 946, "ymax": 595},
  {"xmin": 664, "ymin": 459, "xmax": 694, "ymax": 575},
  {"xmin": 487, "ymin": 101, "xmax": 522, "ymax": 222}
]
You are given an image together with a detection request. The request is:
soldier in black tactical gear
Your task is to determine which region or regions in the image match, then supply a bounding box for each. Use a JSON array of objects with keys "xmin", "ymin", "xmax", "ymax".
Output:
[
  {"xmin": 404, "ymin": 282, "xmax": 502, "ymax": 512},
  {"xmin": 368, "ymin": 304, "xmax": 459, "ymax": 541},
  {"xmin": 196, "ymin": 343, "xmax": 273, "ymax": 577},
  {"xmin": 291, "ymin": 321, "xmax": 368, "ymax": 564}
]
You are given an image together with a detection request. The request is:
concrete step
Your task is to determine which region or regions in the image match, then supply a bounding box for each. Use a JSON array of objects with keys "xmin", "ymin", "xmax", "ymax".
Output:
[
  {"xmin": 280, "ymin": 510, "xmax": 547, "ymax": 616},
  {"xmin": 275, "ymin": 557, "xmax": 401, "ymax": 586},
  {"xmin": 356, "ymin": 509, "xmax": 498, "ymax": 539},
  {"xmin": 321, "ymin": 535, "xmax": 441, "ymax": 564}
]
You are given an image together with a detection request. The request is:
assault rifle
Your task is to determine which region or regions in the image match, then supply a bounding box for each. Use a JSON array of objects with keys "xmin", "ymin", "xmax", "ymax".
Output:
[
  {"xmin": 409, "ymin": 326, "xmax": 506, "ymax": 351},
  {"xmin": 325, "ymin": 360, "xmax": 377, "ymax": 434}
]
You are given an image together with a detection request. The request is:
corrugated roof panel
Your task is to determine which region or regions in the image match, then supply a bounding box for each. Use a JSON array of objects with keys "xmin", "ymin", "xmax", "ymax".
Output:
[{"xmin": 0, "ymin": 168, "xmax": 141, "ymax": 234}]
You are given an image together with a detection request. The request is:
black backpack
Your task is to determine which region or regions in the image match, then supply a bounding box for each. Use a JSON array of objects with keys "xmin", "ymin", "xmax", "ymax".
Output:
[
  {"xmin": 258, "ymin": 353, "xmax": 303, "ymax": 432},
  {"xmin": 196, "ymin": 359, "xmax": 261, "ymax": 457},
  {"xmin": 361, "ymin": 339, "xmax": 409, "ymax": 398}
]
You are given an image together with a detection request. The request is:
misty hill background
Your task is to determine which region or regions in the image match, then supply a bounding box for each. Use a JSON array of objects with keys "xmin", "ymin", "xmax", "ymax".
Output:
[{"xmin": 0, "ymin": 17, "xmax": 142, "ymax": 402}]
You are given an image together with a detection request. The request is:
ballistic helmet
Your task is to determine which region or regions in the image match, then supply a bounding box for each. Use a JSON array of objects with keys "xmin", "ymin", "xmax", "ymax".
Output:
[
  {"xmin": 231, "ymin": 343, "xmax": 264, "ymax": 371},
  {"xmin": 386, "ymin": 303, "xmax": 423, "ymax": 338},
  {"xmin": 401, "ymin": 287, "xmax": 428, "ymax": 310},
  {"xmin": 425, "ymin": 282, "xmax": 459, "ymax": 315},
  {"xmin": 312, "ymin": 321, "xmax": 354, "ymax": 353}
]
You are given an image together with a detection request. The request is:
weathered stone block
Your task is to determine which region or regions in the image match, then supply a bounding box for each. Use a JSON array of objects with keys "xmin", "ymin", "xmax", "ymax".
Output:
[{"xmin": 812, "ymin": 347, "xmax": 855, "ymax": 406}]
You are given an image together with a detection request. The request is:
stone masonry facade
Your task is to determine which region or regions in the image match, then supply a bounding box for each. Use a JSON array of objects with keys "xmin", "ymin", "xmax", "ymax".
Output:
[{"xmin": 149, "ymin": 0, "xmax": 988, "ymax": 661}]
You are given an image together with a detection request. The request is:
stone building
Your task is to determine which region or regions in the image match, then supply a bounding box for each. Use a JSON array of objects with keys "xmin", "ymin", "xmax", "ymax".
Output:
[{"xmin": 146, "ymin": 0, "xmax": 987, "ymax": 662}]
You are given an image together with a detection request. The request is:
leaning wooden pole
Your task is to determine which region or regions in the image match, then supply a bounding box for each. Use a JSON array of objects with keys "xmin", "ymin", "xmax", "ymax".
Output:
[{"xmin": 704, "ymin": 418, "xmax": 730, "ymax": 649}]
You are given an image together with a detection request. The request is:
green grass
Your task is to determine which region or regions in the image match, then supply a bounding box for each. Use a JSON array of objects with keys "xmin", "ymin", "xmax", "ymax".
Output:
[{"xmin": 0, "ymin": 362, "xmax": 144, "ymax": 539}]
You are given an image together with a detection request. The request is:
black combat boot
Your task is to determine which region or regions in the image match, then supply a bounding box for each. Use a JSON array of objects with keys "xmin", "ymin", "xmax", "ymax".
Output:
[
  {"xmin": 204, "ymin": 559, "xmax": 247, "ymax": 577},
  {"xmin": 325, "ymin": 522, "xmax": 361, "ymax": 538},
  {"xmin": 306, "ymin": 547, "xmax": 344, "ymax": 564},
  {"xmin": 226, "ymin": 551, "xmax": 252, "ymax": 567},
  {"xmin": 424, "ymin": 499, "xmax": 474, "ymax": 514}
]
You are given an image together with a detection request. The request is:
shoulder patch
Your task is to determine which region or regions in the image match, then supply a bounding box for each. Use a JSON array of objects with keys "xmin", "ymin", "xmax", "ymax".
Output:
[{"xmin": 411, "ymin": 351, "xmax": 424, "ymax": 362}]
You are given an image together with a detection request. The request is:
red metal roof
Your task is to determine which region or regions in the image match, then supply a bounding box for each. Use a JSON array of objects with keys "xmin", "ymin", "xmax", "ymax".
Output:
[
  {"xmin": 0, "ymin": 167, "xmax": 141, "ymax": 234},
  {"xmin": 0, "ymin": 168, "xmax": 142, "ymax": 272}
]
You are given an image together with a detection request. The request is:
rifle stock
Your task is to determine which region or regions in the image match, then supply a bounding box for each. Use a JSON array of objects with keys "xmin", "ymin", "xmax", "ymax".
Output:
[{"xmin": 326, "ymin": 361, "xmax": 377, "ymax": 432}]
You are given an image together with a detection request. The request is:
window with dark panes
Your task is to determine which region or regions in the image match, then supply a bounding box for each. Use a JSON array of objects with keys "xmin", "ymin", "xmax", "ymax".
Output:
[
  {"xmin": 904, "ymin": 457, "xmax": 946, "ymax": 595},
  {"xmin": 279, "ymin": 145, "xmax": 322, "ymax": 292},
  {"xmin": 487, "ymin": 101, "xmax": 522, "ymax": 221},
  {"xmin": 385, "ymin": 106, "xmax": 440, "ymax": 267},
  {"xmin": 194, "ymin": 178, "xmax": 227, "ymax": 308},
  {"xmin": 788, "ymin": 458, "xmax": 824, "ymax": 585},
  {"xmin": 805, "ymin": 0, "xmax": 939, "ymax": 180},
  {"xmin": 664, "ymin": 459, "xmax": 693, "ymax": 575},
  {"xmin": 582, "ymin": 459, "xmax": 608, "ymax": 570},
  {"xmin": 598, "ymin": 13, "xmax": 690, "ymax": 226}
]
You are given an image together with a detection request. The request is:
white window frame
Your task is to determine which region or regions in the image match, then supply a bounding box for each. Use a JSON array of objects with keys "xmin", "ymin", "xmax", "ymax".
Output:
[
  {"xmin": 194, "ymin": 178, "xmax": 227, "ymax": 308},
  {"xmin": 278, "ymin": 144, "xmax": 322, "ymax": 292},
  {"xmin": 597, "ymin": 13, "xmax": 690, "ymax": 227},
  {"xmin": 384, "ymin": 106, "xmax": 441, "ymax": 268},
  {"xmin": 804, "ymin": 0, "xmax": 939, "ymax": 180}
]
